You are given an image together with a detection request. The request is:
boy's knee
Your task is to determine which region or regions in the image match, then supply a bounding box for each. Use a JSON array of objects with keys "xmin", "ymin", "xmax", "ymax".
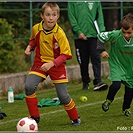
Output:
[
  {"xmin": 24, "ymin": 83, "xmax": 35, "ymax": 96},
  {"xmin": 59, "ymin": 94, "xmax": 71, "ymax": 105}
]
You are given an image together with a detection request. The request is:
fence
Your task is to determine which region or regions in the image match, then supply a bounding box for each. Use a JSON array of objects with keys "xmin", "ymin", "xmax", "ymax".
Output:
[
  {"xmin": 1, "ymin": 2, "xmax": 133, "ymax": 43},
  {"xmin": 0, "ymin": 2, "xmax": 133, "ymax": 95}
]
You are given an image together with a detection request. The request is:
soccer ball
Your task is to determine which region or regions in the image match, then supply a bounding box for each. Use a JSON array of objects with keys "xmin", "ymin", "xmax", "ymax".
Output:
[{"xmin": 16, "ymin": 117, "xmax": 38, "ymax": 132}]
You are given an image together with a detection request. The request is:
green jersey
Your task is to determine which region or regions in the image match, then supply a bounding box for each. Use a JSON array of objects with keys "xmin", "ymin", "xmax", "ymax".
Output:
[
  {"xmin": 68, "ymin": 1, "xmax": 105, "ymax": 39},
  {"xmin": 98, "ymin": 30, "xmax": 133, "ymax": 88}
]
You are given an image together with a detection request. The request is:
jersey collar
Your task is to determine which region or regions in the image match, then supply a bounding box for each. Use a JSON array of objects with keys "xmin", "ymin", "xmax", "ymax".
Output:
[{"xmin": 38, "ymin": 21, "xmax": 59, "ymax": 34}]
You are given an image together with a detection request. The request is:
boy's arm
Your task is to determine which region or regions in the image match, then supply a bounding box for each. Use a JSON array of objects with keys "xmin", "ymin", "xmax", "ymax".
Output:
[
  {"xmin": 40, "ymin": 54, "xmax": 72, "ymax": 72},
  {"xmin": 29, "ymin": 39, "xmax": 36, "ymax": 51},
  {"xmin": 25, "ymin": 39, "xmax": 36, "ymax": 56},
  {"xmin": 53, "ymin": 54, "xmax": 72, "ymax": 67},
  {"xmin": 97, "ymin": 39, "xmax": 109, "ymax": 58},
  {"xmin": 26, "ymin": 25, "xmax": 38, "ymax": 53},
  {"xmin": 97, "ymin": 39, "xmax": 105, "ymax": 53}
]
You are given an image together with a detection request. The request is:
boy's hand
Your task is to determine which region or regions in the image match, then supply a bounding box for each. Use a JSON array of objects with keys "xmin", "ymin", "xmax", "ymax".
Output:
[
  {"xmin": 40, "ymin": 62, "xmax": 54, "ymax": 72},
  {"xmin": 101, "ymin": 51, "xmax": 109, "ymax": 59},
  {"xmin": 25, "ymin": 45, "xmax": 32, "ymax": 56},
  {"xmin": 0, "ymin": 112, "xmax": 7, "ymax": 120}
]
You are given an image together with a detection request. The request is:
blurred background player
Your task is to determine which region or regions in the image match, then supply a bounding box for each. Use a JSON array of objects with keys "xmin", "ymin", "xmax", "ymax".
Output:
[
  {"xmin": 68, "ymin": 1, "xmax": 108, "ymax": 91},
  {"xmin": 24, "ymin": 2, "xmax": 80, "ymax": 126},
  {"xmin": 97, "ymin": 13, "xmax": 133, "ymax": 116}
]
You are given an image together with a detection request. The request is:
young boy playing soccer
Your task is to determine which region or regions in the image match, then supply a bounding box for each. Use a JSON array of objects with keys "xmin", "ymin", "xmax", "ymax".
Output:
[
  {"xmin": 97, "ymin": 13, "xmax": 133, "ymax": 116},
  {"xmin": 24, "ymin": 2, "xmax": 80, "ymax": 126}
]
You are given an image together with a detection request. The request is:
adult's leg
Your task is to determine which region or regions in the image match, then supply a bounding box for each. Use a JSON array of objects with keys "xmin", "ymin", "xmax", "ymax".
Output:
[
  {"xmin": 75, "ymin": 39, "xmax": 90, "ymax": 89},
  {"xmin": 88, "ymin": 38, "xmax": 101, "ymax": 85}
]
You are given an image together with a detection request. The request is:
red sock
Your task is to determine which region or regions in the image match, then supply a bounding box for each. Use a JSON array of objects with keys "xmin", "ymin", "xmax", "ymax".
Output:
[
  {"xmin": 64, "ymin": 99, "xmax": 79, "ymax": 120},
  {"xmin": 25, "ymin": 93, "xmax": 40, "ymax": 117}
]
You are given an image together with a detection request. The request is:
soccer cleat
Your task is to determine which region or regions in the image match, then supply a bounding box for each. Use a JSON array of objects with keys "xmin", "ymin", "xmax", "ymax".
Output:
[
  {"xmin": 30, "ymin": 116, "xmax": 40, "ymax": 123},
  {"xmin": 123, "ymin": 108, "xmax": 132, "ymax": 116},
  {"xmin": 93, "ymin": 82, "xmax": 108, "ymax": 91},
  {"xmin": 71, "ymin": 117, "xmax": 81, "ymax": 126},
  {"xmin": 102, "ymin": 99, "xmax": 111, "ymax": 112},
  {"xmin": 82, "ymin": 83, "xmax": 89, "ymax": 90}
]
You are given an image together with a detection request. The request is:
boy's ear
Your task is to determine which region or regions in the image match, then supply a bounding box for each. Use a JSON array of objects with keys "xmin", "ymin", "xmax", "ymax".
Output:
[
  {"xmin": 58, "ymin": 13, "xmax": 60, "ymax": 18},
  {"xmin": 40, "ymin": 13, "xmax": 43, "ymax": 19},
  {"xmin": 58, "ymin": 14, "xmax": 60, "ymax": 19}
]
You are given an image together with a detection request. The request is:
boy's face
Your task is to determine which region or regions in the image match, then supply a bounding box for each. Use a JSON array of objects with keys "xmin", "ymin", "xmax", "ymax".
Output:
[
  {"xmin": 41, "ymin": 7, "xmax": 59, "ymax": 30},
  {"xmin": 122, "ymin": 27, "xmax": 133, "ymax": 41}
]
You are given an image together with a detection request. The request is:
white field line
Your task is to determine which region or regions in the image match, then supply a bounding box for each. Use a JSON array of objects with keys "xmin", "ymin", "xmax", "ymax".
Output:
[{"xmin": 0, "ymin": 97, "xmax": 122, "ymax": 125}]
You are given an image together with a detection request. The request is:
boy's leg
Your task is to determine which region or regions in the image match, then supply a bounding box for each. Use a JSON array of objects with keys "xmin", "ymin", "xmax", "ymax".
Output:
[
  {"xmin": 55, "ymin": 83, "xmax": 80, "ymax": 125},
  {"xmin": 24, "ymin": 74, "xmax": 44, "ymax": 123},
  {"xmin": 122, "ymin": 86, "xmax": 132, "ymax": 116},
  {"xmin": 102, "ymin": 81, "xmax": 121, "ymax": 112},
  {"xmin": 106, "ymin": 81, "xmax": 121, "ymax": 101}
]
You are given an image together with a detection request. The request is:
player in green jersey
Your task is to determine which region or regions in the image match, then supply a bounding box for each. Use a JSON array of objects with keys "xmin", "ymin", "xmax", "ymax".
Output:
[{"xmin": 97, "ymin": 13, "xmax": 133, "ymax": 116}]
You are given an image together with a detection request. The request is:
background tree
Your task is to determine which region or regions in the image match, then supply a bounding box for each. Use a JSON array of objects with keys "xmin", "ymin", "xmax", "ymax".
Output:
[
  {"xmin": 0, "ymin": 2, "xmax": 133, "ymax": 74},
  {"xmin": 0, "ymin": 18, "xmax": 29, "ymax": 73}
]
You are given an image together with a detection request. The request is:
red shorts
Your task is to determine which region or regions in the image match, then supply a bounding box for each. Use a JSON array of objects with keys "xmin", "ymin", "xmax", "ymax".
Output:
[{"xmin": 29, "ymin": 62, "xmax": 68, "ymax": 83}]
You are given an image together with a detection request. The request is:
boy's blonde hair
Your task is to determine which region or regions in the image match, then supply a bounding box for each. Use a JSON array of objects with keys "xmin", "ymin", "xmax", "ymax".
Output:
[
  {"xmin": 120, "ymin": 13, "xmax": 133, "ymax": 30},
  {"xmin": 41, "ymin": 2, "xmax": 60, "ymax": 14}
]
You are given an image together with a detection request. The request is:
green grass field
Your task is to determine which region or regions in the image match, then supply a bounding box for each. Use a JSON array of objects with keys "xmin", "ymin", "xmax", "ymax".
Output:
[{"xmin": 0, "ymin": 78, "xmax": 133, "ymax": 132}]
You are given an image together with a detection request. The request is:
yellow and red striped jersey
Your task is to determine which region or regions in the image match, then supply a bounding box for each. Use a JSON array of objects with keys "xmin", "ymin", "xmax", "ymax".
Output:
[{"xmin": 29, "ymin": 21, "xmax": 72, "ymax": 67}]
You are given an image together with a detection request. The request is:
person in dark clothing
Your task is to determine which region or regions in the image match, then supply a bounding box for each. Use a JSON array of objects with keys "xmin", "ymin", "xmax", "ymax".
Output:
[{"xmin": 68, "ymin": 1, "xmax": 108, "ymax": 91}]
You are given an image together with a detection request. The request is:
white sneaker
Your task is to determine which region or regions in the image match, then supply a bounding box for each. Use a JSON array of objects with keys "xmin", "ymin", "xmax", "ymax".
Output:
[{"xmin": 93, "ymin": 82, "xmax": 108, "ymax": 91}]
